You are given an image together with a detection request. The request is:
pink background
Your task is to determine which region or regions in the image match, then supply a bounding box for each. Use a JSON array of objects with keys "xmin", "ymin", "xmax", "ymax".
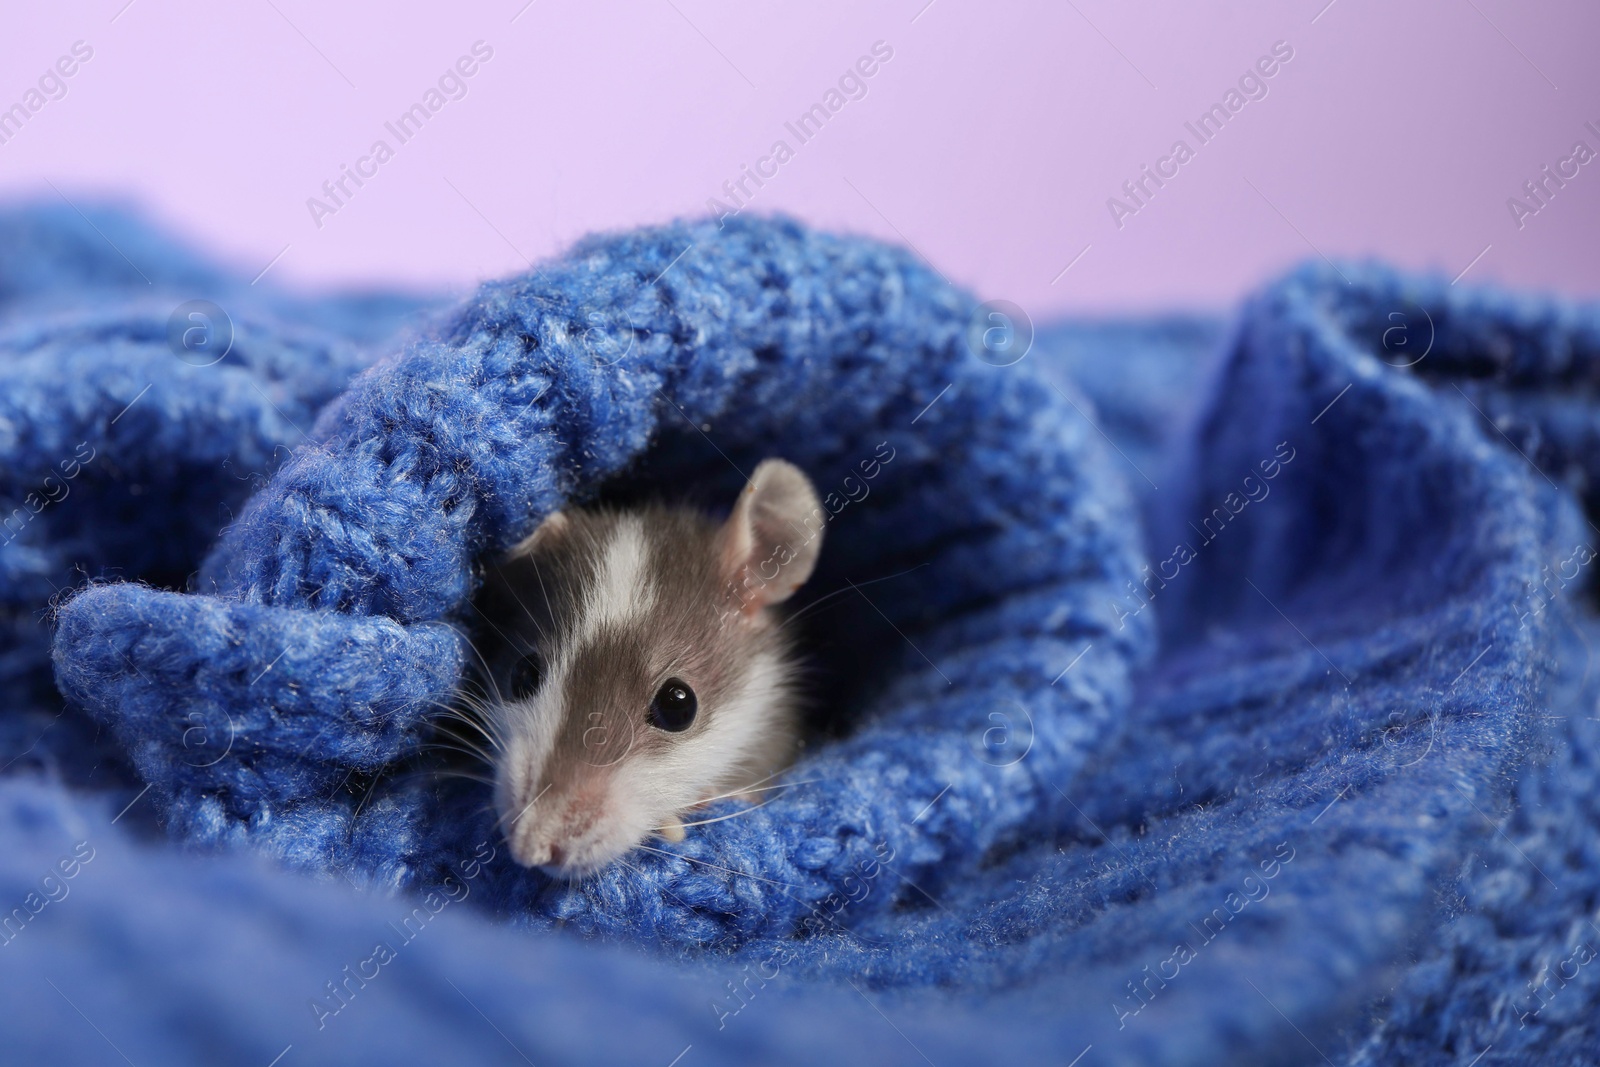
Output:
[{"xmin": 2, "ymin": 0, "xmax": 1596, "ymax": 314}]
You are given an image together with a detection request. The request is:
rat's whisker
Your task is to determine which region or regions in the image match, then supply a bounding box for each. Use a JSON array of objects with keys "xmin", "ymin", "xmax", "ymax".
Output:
[
  {"xmin": 423, "ymin": 751, "xmax": 496, "ymax": 776},
  {"xmin": 428, "ymin": 708, "xmax": 504, "ymax": 752},
  {"xmin": 641, "ymin": 823, "xmax": 881, "ymax": 946},
  {"xmin": 427, "ymin": 737, "xmax": 498, "ymax": 769},
  {"xmin": 494, "ymin": 572, "xmax": 552, "ymax": 648},
  {"xmin": 529, "ymin": 555, "xmax": 559, "ymax": 626},
  {"xmin": 633, "ymin": 843, "xmax": 803, "ymax": 892},
  {"xmin": 670, "ymin": 793, "xmax": 786, "ymax": 829},
  {"xmin": 428, "ymin": 768, "xmax": 499, "ymax": 788},
  {"xmin": 617, "ymin": 857, "xmax": 699, "ymax": 913},
  {"xmin": 486, "ymin": 555, "xmax": 556, "ymax": 647},
  {"xmin": 691, "ymin": 771, "xmax": 825, "ymax": 808},
  {"xmin": 422, "ymin": 729, "xmax": 498, "ymax": 764},
  {"xmin": 445, "ymin": 714, "xmax": 505, "ymax": 753},
  {"xmin": 427, "ymin": 695, "xmax": 508, "ymax": 752},
  {"xmin": 433, "ymin": 690, "xmax": 496, "ymax": 718},
  {"xmin": 421, "ymin": 736, "xmax": 494, "ymax": 761},
  {"xmin": 694, "ymin": 766, "xmax": 790, "ymax": 804},
  {"xmin": 439, "ymin": 687, "xmax": 506, "ymax": 729},
  {"xmin": 779, "ymin": 562, "xmax": 930, "ymax": 634},
  {"xmin": 498, "ymin": 780, "xmax": 553, "ymax": 835},
  {"xmin": 461, "ymin": 639, "xmax": 510, "ymax": 709}
]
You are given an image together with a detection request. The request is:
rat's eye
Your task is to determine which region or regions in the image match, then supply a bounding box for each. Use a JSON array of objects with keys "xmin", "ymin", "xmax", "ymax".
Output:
[
  {"xmin": 509, "ymin": 654, "xmax": 543, "ymax": 700},
  {"xmin": 648, "ymin": 679, "xmax": 697, "ymax": 732}
]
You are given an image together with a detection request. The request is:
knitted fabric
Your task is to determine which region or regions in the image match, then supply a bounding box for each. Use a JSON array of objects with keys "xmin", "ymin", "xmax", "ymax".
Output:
[{"xmin": 3, "ymin": 202, "xmax": 1597, "ymax": 1064}]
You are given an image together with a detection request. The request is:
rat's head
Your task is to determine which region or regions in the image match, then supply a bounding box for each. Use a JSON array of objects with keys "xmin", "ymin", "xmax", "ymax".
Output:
[{"xmin": 480, "ymin": 459, "xmax": 824, "ymax": 878}]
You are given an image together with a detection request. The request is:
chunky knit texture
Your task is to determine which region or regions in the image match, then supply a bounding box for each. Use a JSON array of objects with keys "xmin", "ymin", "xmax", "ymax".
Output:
[{"xmin": 3, "ymin": 202, "xmax": 1598, "ymax": 1064}]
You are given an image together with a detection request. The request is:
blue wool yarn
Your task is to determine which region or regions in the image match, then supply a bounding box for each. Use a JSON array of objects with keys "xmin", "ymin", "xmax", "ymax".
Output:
[
  {"xmin": 0, "ymin": 203, "xmax": 428, "ymax": 807},
  {"xmin": 55, "ymin": 213, "xmax": 1154, "ymax": 946},
  {"xmin": 0, "ymin": 201, "xmax": 1593, "ymax": 1064}
]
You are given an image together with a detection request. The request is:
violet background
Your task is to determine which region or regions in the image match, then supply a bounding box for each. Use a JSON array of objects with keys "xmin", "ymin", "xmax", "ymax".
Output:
[{"xmin": 1, "ymin": 0, "xmax": 1595, "ymax": 313}]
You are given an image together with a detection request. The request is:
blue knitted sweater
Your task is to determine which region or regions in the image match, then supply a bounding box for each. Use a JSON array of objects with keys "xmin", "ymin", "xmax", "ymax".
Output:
[{"xmin": 3, "ymin": 201, "xmax": 1596, "ymax": 1065}]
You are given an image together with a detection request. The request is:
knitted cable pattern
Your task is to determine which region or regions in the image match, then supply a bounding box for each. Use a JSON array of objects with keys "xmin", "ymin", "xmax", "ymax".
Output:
[
  {"xmin": 0, "ymin": 201, "xmax": 1594, "ymax": 1064},
  {"xmin": 53, "ymin": 214, "xmax": 1153, "ymax": 945}
]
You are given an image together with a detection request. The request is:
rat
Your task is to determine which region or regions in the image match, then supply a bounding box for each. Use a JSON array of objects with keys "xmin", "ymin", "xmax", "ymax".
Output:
[{"xmin": 472, "ymin": 458, "xmax": 826, "ymax": 879}]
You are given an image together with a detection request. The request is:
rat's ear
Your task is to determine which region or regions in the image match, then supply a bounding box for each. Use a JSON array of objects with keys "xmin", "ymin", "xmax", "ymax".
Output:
[
  {"xmin": 483, "ymin": 511, "xmax": 568, "ymax": 624},
  {"xmin": 719, "ymin": 459, "xmax": 825, "ymax": 614},
  {"xmin": 509, "ymin": 510, "xmax": 569, "ymax": 559}
]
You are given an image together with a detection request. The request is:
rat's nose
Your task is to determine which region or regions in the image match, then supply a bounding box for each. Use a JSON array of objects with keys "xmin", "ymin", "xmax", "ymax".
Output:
[{"xmin": 508, "ymin": 835, "xmax": 566, "ymax": 869}]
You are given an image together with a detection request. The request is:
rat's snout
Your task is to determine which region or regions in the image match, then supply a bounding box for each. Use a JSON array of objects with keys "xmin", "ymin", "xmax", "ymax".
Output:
[{"xmin": 504, "ymin": 776, "xmax": 626, "ymax": 876}]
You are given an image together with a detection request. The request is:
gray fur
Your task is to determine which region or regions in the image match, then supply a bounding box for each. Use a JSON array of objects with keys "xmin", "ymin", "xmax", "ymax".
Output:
[{"xmin": 475, "ymin": 459, "xmax": 822, "ymax": 876}]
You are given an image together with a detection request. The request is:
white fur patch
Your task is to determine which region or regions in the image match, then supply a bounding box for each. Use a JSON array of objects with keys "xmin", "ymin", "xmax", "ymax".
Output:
[
  {"xmin": 578, "ymin": 515, "xmax": 655, "ymax": 645},
  {"xmin": 495, "ymin": 687, "xmax": 564, "ymax": 858}
]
